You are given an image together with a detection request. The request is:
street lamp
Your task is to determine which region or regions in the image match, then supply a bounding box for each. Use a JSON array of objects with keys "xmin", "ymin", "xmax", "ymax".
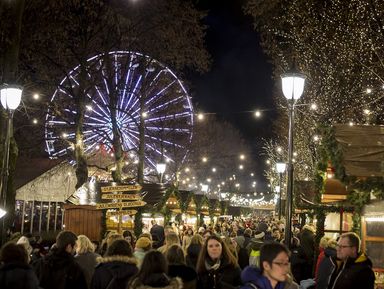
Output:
[
  {"xmin": 156, "ymin": 162, "xmax": 166, "ymax": 183},
  {"xmin": 276, "ymin": 162, "xmax": 286, "ymax": 220},
  {"xmin": 281, "ymin": 68, "xmax": 305, "ymax": 248},
  {"xmin": 0, "ymin": 84, "xmax": 23, "ymax": 244}
]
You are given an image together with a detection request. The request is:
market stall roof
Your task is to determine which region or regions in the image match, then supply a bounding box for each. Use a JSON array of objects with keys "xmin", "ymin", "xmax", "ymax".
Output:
[
  {"xmin": 334, "ymin": 124, "xmax": 384, "ymax": 177},
  {"xmin": 15, "ymin": 159, "xmax": 77, "ymax": 202}
]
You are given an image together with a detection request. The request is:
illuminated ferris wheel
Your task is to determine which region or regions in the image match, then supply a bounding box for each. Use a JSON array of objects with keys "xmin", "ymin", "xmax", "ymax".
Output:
[{"xmin": 45, "ymin": 51, "xmax": 194, "ymax": 170}]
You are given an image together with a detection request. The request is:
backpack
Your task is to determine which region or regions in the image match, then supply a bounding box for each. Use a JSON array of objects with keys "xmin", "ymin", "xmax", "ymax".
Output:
[{"xmin": 249, "ymin": 249, "xmax": 260, "ymax": 267}]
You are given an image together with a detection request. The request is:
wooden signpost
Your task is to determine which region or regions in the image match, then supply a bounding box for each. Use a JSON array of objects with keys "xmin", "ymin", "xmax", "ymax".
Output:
[{"xmin": 97, "ymin": 184, "xmax": 145, "ymax": 233}]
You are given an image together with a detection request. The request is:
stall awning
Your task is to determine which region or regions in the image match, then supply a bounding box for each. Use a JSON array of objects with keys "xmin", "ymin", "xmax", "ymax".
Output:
[{"xmin": 334, "ymin": 124, "xmax": 384, "ymax": 177}]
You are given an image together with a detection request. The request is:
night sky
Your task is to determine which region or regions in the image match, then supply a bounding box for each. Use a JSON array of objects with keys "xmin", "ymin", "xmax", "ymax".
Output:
[{"xmin": 188, "ymin": 0, "xmax": 276, "ymax": 190}]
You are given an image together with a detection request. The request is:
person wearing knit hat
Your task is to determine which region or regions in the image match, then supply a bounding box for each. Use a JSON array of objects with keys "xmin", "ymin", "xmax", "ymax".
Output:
[{"xmin": 134, "ymin": 237, "xmax": 152, "ymax": 268}]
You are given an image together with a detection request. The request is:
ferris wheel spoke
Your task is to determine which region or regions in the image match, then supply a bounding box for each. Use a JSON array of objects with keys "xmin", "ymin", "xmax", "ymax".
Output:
[
  {"xmin": 146, "ymin": 112, "xmax": 191, "ymax": 123},
  {"xmin": 147, "ymin": 95, "xmax": 185, "ymax": 114},
  {"xmin": 144, "ymin": 80, "xmax": 176, "ymax": 108},
  {"xmin": 144, "ymin": 133, "xmax": 184, "ymax": 148},
  {"xmin": 124, "ymin": 75, "xmax": 142, "ymax": 113},
  {"xmin": 146, "ymin": 126, "xmax": 190, "ymax": 133}
]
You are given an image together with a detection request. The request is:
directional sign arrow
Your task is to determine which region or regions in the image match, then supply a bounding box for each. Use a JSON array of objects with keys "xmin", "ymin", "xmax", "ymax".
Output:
[
  {"xmin": 100, "ymin": 184, "xmax": 142, "ymax": 193},
  {"xmin": 96, "ymin": 200, "xmax": 147, "ymax": 210},
  {"xmin": 101, "ymin": 194, "xmax": 141, "ymax": 200}
]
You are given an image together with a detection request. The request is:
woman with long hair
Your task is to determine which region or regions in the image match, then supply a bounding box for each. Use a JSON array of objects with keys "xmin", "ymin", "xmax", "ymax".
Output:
[
  {"xmin": 182, "ymin": 228, "xmax": 193, "ymax": 252},
  {"xmin": 75, "ymin": 235, "xmax": 101, "ymax": 288},
  {"xmin": 157, "ymin": 232, "xmax": 180, "ymax": 254},
  {"xmin": 186, "ymin": 234, "xmax": 203, "ymax": 269},
  {"xmin": 166, "ymin": 244, "xmax": 197, "ymax": 289},
  {"xmin": 128, "ymin": 250, "xmax": 182, "ymax": 289},
  {"xmin": 196, "ymin": 235, "xmax": 241, "ymax": 289}
]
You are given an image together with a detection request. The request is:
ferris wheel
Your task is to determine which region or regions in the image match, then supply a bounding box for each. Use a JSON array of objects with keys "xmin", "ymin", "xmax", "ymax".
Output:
[{"xmin": 45, "ymin": 51, "xmax": 194, "ymax": 171}]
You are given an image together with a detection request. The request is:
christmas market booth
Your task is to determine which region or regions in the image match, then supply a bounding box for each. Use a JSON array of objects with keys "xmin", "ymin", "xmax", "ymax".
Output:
[
  {"xmin": 305, "ymin": 124, "xmax": 384, "ymax": 286},
  {"xmin": 14, "ymin": 158, "xmax": 76, "ymax": 236}
]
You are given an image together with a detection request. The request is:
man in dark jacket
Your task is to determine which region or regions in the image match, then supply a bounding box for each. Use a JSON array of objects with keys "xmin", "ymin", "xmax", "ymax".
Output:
[
  {"xmin": 150, "ymin": 220, "xmax": 165, "ymax": 249},
  {"xmin": 327, "ymin": 232, "xmax": 375, "ymax": 289},
  {"xmin": 34, "ymin": 230, "xmax": 87, "ymax": 289}
]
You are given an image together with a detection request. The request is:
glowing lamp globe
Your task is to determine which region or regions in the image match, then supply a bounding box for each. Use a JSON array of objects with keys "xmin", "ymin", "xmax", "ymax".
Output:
[
  {"xmin": 0, "ymin": 84, "xmax": 23, "ymax": 110},
  {"xmin": 156, "ymin": 163, "xmax": 166, "ymax": 174},
  {"xmin": 276, "ymin": 162, "xmax": 286, "ymax": 174},
  {"xmin": 281, "ymin": 70, "xmax": 306, "ymax": 100}
]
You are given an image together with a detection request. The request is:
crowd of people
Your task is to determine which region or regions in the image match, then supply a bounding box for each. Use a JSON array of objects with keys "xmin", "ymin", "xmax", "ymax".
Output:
[{"xmin": 0, "ymin": 215, "xmax": 376, "ymax": 289}]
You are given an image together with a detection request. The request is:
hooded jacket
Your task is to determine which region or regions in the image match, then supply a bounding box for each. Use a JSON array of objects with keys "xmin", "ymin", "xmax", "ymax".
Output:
[
  {"xmin": 91, "ymin": 255, "xmax": 138, "ymax": 289},
  {"xmin": 327, "ymin": 253, "xmax": 375, "ymax": 289},
  {"xmin": 128, "ymin": 275, "xmax": 182, "ymax": 289},
  {"xmin": 0, "ymin": 262, "xmax": 40, "ymax": 289},
  {"xmin": 315, "ymin": 247, "xmax": 336, "ymax": 289},
  {"xmin": 168, "ymin": 264, "xmax": 197, "ymax": 289},
  {"xmin": 34, "ymin": 248, "xmax": 87, "ymax": 289},
  {"xmin": 240, "ymin": 266, "xmax": 285, "ymax": 289}
]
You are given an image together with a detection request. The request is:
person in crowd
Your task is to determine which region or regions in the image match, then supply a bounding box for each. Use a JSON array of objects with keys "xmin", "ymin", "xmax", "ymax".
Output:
[
  {"xmin": 123, "ymin": 230, "xmax": 136, "ymax": 250},
  {"xmin": 196, "ymin": 235, "xmax": 241, "ymax": 289},
  {"xmin": 223, "ymin": 236, "xmax": 238, "ymax": 260},
  {"xmin": 246, "ymin": 231, "xmax": 265, "ymax": 267},
  {"xmin": 326, "ymin": 232, "xmax": 375, "ymax": 289},
  {"xmin": 166, "ymin": 244, "xmax": 197, "ymax": 289},
  {"xmin": 298, "ymin": 224, "xmax": 315, "ymax": 280},
  {"xmin": 272, "ymin": 228, "xmax": 282, "ymax": 242},
  {"xmin": 240, "ymin": 242, "xmax": 297, "ymax": 289},
  {"xmin": 106, "ymin": 233, "xmax": 124, "ymax": 249},
  {"xmin": 314, "ymin": 236, "xmax": 331, "ymax": 276},
  {"xmin": 75, "ymin": 234, "xmax": 101, "ymax": 289},
  {"xmin": 182, "ymin": 227, "xmax": 194, "ymax": 252},
  {"xmin": 128, "ymin": 250, "xmax": 182, "ymax": 289},
  {"xmin": 134, "ymin": 236, "xmax": 152, "ymax": 268},
  {"xmin": 285, "ymin": 236, "xmax": 306, "ymax": 284},
  {"xmin": 315, "ymin": 238, "xmax": 337, "ymax": 289},
  {"xmin": 186, "ymin": 234, "xmax": 204, "ymax": 269},
  {"xmin": 234, "ymin": 228, "xmax": 253, "ymax": 269},
  {"xmin": 17, "ymin": 236, "xmax": 33, "ymax": 263},
  {"xmin": 150, "ymin": 220, "xmax": 165, "ymax": 249},
  {"xmin": 91, "ymin": 239, "xmax": 138, "ymax": 289},
  {"xmin": 0, "ymin": 242, "xmax": 40, "ymax": 289},
  {"xmin": 202, "ymin": 229, "xmax": 212, "ymax": 241},
  {"xmin": 158, "ymin": 231, "xmax": 180, "ymax": 254},
  {"xmin": 34, "ymin": 230, "xmax": 87, "ymax": 289},
  {"xmin": 198, "ymin": 226, "xmax": 205, "ymax": 236}
]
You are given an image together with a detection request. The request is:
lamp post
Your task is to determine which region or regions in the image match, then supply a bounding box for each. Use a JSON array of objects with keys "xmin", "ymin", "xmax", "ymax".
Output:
[
  {"xmin": 156, "ymin": 162, "xmax": 166, "ymax": 183},
  {"xmin": 281, "ymin": 69, "xmax": 305, "ymax": 248},
  {"xmin": 0, "ymin": 84, "xmax": 23, "ymax": 245},
  {"xmin": 276, "ymin": 162, "xmax": 286, "ymax": 220}
]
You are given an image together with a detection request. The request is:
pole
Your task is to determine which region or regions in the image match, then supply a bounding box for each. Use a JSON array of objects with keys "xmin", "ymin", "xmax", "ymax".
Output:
[
  {"xmin": 278, "ymin": 172, "xmax": 283, "ymax": 220},
  {"xmin": 285, "ymin": 100, "xmax": 295, "ymax": 249},
  {"xmin": 0, "ymin": 113, "xmax": 13, "ymax": 245}
]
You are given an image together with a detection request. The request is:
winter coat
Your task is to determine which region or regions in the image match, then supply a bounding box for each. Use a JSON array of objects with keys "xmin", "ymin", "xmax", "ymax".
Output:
[
  {"xmin": 34, "ymin": 248, "xmax": 87, "ymax": 289},
  {"xmin": 0, "ymin": 262, "xmax": 40, "ymax": 289},
  {"xmin": 197, "ymin": 259, "xmax": 242, "ymax": 289},
  {"xmin": 75, "ymin": 252, "xmax": 100, "ymax": 288},
  {"xmin": 298, "ymin": 229, "xmax": 315, "ymax": 279},
  {"xmin": 240, "ymin": 266, "xmax": 285, "ymax": 289},
  {"xmin": 327, "ymin": 253, "xmax": 375, "ymax": 289},
  {"xmin": 128, "ymin": 274, "xmax": 182, "ymax": 289},
  {"xmin": 168, "ymin": 264, "xmax": 197, "ymax": 289},
  {"xmin": 91, "ymin": 255, "xmax": 138, "ymax": 289},
  {"xmin": 289, "ymin": 244, "xmax": 307, "ymax": 283},
  {"xmin": 133, "ymin": 249, "xmax": 146, "ymax": 268},
  {"xmin": 315, "ymin": 247, "xmax": 336, "ymax": 289},
  {"xmin": 186, "ymin": 244, "xmax": 201, "ymax": 269},
  {"xmin": 150, "ymin": 225, "xmax": 165, "ymax": 249}
]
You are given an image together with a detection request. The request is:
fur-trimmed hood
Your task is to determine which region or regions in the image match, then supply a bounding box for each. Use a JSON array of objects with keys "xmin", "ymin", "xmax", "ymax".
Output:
[
  {"xmin": 96, "ymin": 255, "xmax": 137, "ymax": 265},
  {"xmin": 132, "ymin": 276, "xmax": 183, "ymax": 289}
]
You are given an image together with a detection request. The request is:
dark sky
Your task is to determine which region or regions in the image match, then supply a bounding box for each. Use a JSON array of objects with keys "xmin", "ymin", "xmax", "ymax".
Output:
[{"xmin": 188, "ymin": 0, "xmax": 276, "ymax": 190}]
